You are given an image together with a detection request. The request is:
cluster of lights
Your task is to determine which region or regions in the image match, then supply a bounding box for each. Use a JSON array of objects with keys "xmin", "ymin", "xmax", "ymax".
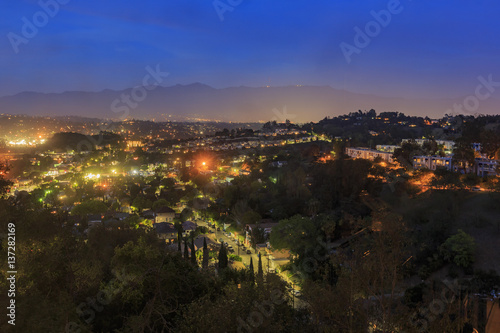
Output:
[
  {"xmin": 7, "ymin": 138, "xmax": 46, "ymax": 146},
  {"xmin": 84, "ymin": 173, "xmax": 101, "ymax": 180}
]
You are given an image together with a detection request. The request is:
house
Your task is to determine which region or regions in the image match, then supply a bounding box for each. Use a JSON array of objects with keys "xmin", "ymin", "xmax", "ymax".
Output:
[
  {"xmin": 155, "ymin": 206, "xmax": 176, "ymax": 223},
  {"xmin": 375, "ymin": 145, "xmax": 399, "ymax": 153},
  {"xmin": 142, "ymin": 209, "xmax": 155, "ymax": 219},
  {"xmin": 182, "ymin": 220, "xmax": 197, "ymax": 236},
  {"xmin": 345, "ymin": 147, "xmax": 394, "ymax": 163},
  {"xmin": 87, "ymin": 214, "xmax": 103, "ymax": 227},
  {"xmin": 266, "ymin": 249, "xmax": 291, "ymax": 273},
  {"xmin": 193, "ymin": 236, "xmax": 218, "ymax": 251},
  {"xmin": 102, "ymin": 218, "xmax": 123, "ymax": 230},
  {"xmin": 413, "ymin": 155, "xmax": 498, "ymax": 177},
  {"xmin": 113, "ymin": 212, "xmax": 130, "ymax": 221},
  {"xmin": 413, "ymin": 155, "xmax": 453, "ymax": 171},
  {"xmin": 401, "ymin": 139, "xmax": 455, "ymax": 152},
  {"xmin": 474, "ymin": 158, "xmax": 498, "ymax": 177},
  {"xmin": 154, "ymin": 222, "xmax": 177, "ymax": 243},
  {"xmin": 255, "ymin": 243, "xmax": 268, "ymax": 255},
  {"xmin": 244, "ymin": 220, "xmax": 279, "ymax": 247}
]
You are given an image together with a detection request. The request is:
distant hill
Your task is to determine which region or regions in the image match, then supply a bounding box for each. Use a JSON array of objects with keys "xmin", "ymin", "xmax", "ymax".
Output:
[
  {"xmin": 1, "ymin": 84, "xmax": 499, "ymax": 122},
  {"xmin": 45, "ymin": 132, "xmax": 123, "ymax": 152}
]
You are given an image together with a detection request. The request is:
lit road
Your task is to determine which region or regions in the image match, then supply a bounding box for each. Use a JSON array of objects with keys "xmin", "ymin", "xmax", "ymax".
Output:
[{"xmin": 195, "ymin": 219, "xmax": 261, "ymax": 272}]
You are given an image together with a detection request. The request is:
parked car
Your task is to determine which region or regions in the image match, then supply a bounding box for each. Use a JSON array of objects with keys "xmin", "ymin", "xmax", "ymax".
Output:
[
  {"xmin": 228, "ymin": 247, "xmax": 235, "ymax": 253},
  {"xmin": 246, "ymin": 249, "xmax": 252, "ymax": 254},
  {"xmin": 219, "ymin": 238, "xmax": 224, "ymax": 243}
]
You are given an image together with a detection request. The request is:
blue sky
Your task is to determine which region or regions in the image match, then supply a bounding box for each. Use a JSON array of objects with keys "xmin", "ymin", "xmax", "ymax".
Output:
[{"xmin": 2, "ymin": 0, "xmax": 500, "ymax": 100}]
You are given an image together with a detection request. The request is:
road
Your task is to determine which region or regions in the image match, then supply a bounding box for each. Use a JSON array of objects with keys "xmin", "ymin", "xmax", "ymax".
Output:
[
  {"xmin": 194, "ymin": 218, "xmax": 305, "ymax": 308},
  {"xmin": 195, "ymin": 219, "xmax": 262, "ymax": 273}
]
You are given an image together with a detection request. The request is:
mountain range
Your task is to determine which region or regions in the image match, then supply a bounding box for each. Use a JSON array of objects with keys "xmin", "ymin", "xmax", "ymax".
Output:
[{"xmin": 0, "ymin": 84, "xmax": 498, "ymax": 122}]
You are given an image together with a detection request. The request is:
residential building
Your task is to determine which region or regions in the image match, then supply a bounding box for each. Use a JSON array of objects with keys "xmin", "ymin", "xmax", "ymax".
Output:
[
  {"xmin": 413, "ymin": 155, "xmax": 453, "ymax": 171},
  {"xmin": 475, "ymin": 158, "xmax": 498, "ymax": 177},
  {"xmin": 154, "ymin": 222, "xmax": 177, "ymax": 243},
  {"xmin": 155, "ymin": 206, "xmax": 176, "ymax": 223},
  {"xmin": 413, "ymin": 155, "xmax": 498, "ymax": 176},
  {"xmin": 375, "ymin": 145, "xmax": 399, "ymax": 153},
  {"xmin": 345, "ymin": 147, "xmax": 394, "ymax": 163},
  {"xmin": 244, "ymin": 220, "xmax": 279, "ymax": 247},
  {"xmin": 182, "ymin": 220, "xmax": 197, "ymax": 237}
]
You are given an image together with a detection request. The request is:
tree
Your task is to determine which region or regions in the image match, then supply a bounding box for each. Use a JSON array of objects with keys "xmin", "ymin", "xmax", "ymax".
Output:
[
  {"xmin": 440, "ymin": 229, "xmax": 476, "ymax": 268},
  {"xmin": 124, "ymin": 214, "xmax": 142, "ymax": 229},
  {"xmin": 180, "ymin": 207, "xmax": 193, "ymax": 222},
  {"xmin": 152, "ymin": 198, "xmax": 169, "ymax": 211},
  {"xmin": 393, "ymin": 140, "xmax": 422, "ymax": 169},
  {"xmin": 422, "ymin": 138, "xmax": 438, "ymax": 155},
  {"xmin": 218, "ymin": 243, "xmax": 228, "ymax": 270},
  {"xmin": 71, "ymin": 200, "xmax": 108, "ymax": 217},
  {"xmin": 131, "ymin": 195, "xmax": 152, "ymax": 213},
  {"xmin": 453, "ymin": 139, "xmax": 475, "ymax": 172},
  {"xmin": 202, "ymin": 237, "xmax": 209, "ymax": 269},
  {"xmin": 160, "ymin": 177, "xmax": 176, "ymax": 189},
  {"xmin": 0, "ymin": 163, "xmax": 12, "ymax": 196}
]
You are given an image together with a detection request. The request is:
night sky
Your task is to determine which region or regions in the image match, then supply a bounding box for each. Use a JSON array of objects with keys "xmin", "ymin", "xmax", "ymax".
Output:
[{"xmin": 2, "ymin": 0, "xmax": 500, "ymax": 101}]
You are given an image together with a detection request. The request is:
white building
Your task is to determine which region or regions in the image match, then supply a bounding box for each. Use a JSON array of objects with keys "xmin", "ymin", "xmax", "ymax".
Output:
[
  {"xmin": 402, "ymin": 139, "xmax": 455, "ymax": 153},
  {"xmin": 413, "ymin": 155, "xmax": 497, "ymax": 177},
  {"xmin": 346, "ymin": 147, "xmax": 394, "ymax": 163},
  {"xmin": 475, "ymin": 158, "xmax": 498, "ymax": 177},
  {"xmin": 413, "ymin": 155, "xmax": 453, "ymax": 171},
  {"xmin": 375, "ymin": 145, "xmax": 400, "ymax": 153}
]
